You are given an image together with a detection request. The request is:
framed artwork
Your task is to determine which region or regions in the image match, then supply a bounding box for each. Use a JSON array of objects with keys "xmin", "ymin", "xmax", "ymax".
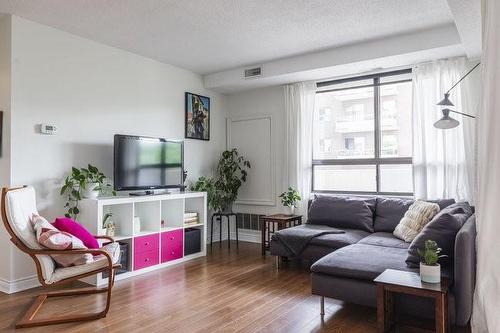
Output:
[{"xmin": 185, "ymin": 92, "xmax": 210, "ymax": 141}]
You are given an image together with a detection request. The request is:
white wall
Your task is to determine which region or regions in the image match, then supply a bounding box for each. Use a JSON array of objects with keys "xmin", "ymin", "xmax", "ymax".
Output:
[
  {"xmin": 0, "ymin": 14, "xmax": 12, "ymax": 286},
  {"xmin": 1, "ymin": 16, "xmax": 227, "ymax": 290},
  {"xmin": 226, "ymin": 86, "xmax": 287, "ymax": 215}
]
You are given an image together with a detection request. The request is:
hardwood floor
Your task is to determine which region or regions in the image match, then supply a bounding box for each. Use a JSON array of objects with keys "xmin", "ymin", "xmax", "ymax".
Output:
[{"xmin": 0, "ymin": 242, "xmax": 468, "ymax": 332}]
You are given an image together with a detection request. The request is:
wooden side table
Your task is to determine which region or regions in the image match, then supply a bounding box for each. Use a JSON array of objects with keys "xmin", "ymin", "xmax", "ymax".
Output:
[
  {"xmin": 374, "ymin": 269, "xmax": 449, "ymax": 333},
  {"xmin": 260, "ymin": 214, "xmax": 302, "ymax": 256}
]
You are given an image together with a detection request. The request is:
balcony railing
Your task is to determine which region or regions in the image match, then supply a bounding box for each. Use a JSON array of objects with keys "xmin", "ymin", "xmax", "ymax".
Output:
[{"xmin": 335, "ymin": 117, "xmax": 399, "ymax": 133}]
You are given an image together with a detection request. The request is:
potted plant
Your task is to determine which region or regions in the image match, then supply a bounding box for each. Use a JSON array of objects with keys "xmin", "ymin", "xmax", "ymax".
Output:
[
  {"xmin": 190, "ymin": 149, "xmax": 250, "ymax": 213},
  {"xmin": 279, "ymin": 187, "xmax": 301, "ymax": 215},
  {"xmin": 190, "ymin": 176, "xmax": 223, "ymax": 212},
  {"xmin": 418, "ymin": 240, "xmax": 447, "ymax": 283},
  {"xmin": 60, "ymin": 164, "xmax": 115, "ymax": 219}
]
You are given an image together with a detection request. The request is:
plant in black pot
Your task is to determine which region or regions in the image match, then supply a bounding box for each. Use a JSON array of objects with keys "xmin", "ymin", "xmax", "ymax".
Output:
[{"xmin": 191, "ymin": 149, "xmax": 250, "ymax": 213}]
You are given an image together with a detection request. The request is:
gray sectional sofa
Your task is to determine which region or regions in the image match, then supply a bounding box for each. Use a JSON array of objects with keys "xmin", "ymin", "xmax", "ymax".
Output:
[{"xmin": 269, "ymin": 195, "xmax": 476, "ymax": 328}]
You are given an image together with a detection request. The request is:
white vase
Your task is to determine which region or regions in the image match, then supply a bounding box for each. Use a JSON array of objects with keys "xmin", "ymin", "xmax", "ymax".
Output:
[
  {"xmin": 420, "ymin": 262, "xmax": 441, "ymax": 283},
  {"xmin": 83, "ymin": 182, "xmax": 99, "ymax": 199},
  {"xmin": 286, "ymin": 206, "xmax": 295, "ymax": 215}
]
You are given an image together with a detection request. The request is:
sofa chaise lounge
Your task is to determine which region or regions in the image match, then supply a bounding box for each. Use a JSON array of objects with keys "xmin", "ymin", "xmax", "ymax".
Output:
[{"xmin": 269, "ymin": 195, "xmax": 475, "ymax": 328}]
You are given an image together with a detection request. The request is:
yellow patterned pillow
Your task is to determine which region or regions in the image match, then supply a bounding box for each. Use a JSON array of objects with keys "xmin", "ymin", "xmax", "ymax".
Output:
[{"xmin": 393, "ymin": 200, "xmax": 440, "ymax": 242}]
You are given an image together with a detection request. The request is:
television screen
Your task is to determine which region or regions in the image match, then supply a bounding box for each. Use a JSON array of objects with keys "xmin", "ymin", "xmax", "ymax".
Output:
[{"xmin": 114, "ymin": 135, "xmax": 184, "ymax": 191}]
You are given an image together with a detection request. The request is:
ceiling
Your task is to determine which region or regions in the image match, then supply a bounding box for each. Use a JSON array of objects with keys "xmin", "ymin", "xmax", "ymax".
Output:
[{"xmin": 0, "ymin": 0, "xmax": 455, "ymax": 75}]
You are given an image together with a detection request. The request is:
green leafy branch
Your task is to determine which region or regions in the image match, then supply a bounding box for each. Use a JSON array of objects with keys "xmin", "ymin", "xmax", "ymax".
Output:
[
  {"xmin": 279, "ymin": 187, "xmax": 302, "ymax": 208},
  {"xmin": 418, "ymin": 240, "xmax": 447, "ymax": 266},
  {"xmin": 190, "ymin": 149, "xmax": 250, "ymax": 212},
  {"xmin": 60, "ymin": 164, "xmax": 115, "ymax": 219}
]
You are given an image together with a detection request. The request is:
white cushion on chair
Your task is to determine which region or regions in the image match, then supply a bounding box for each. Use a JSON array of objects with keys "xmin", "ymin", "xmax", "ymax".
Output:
[
  {"xmin": 6, "ymin": 187, "xmax": 41, "ymax": 249},
  {"xmin": 6, "ymin": 187, "xmax": 56, "ymax": 282},
  {"xmin": 48, "ymin": 242, "xmax": 121, "ymax": 284}
]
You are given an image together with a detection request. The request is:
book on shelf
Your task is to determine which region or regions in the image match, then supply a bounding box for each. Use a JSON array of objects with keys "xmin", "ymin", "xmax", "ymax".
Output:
[
  {"xmin": 184, "ymin": 212, "xmax": 198, "ymax": 219},
  {"xmin": 184, "ymin": 217, "xmax": 199, "ymax": 225}
]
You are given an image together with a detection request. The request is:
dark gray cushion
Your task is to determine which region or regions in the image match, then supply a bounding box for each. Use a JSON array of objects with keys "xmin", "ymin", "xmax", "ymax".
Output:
[
  {"xmin": 309, "ymin": 229, "xmax": 370, "ymax": 249},
  {"xmin": 270, "ymin": 240, "xmax": 335, "ymax": 262},
  {"xmin": 374, "ymin": 197, "xmax": 413, "ymax": 232},
  {"xmin": 430, "ymin": 198, "xmax": 457, "ymax": 210},
  {"xmin": 358, "ymin": 232, "xmax": 409, "ymax": 249},
  {"xmin": 310, "ymin": 244, "xmax": 415, "ymax": 280},
  {"xmin": 453, "ymin": 216, "xmax": 476, "ymax": 326},
  {"xmin": 308, "ymin": 195, "xmax": 376, "ymax": 232},
  {"xmin": 406, "ymin": 202, "xmax": 473, "ymax": 268}
]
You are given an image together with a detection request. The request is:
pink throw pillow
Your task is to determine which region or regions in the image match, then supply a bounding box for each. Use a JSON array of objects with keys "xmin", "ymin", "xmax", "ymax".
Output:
[
  {"xmin": 32, "ymin": 214, "xmax": 85, "ymax": 250},
  {"xmin": 31, "ymin": 214, "xmax": 93, "ymax": 267},
  {"xmin": 53, "ymin": 217, "xmax": 99, "ymax": 249}
]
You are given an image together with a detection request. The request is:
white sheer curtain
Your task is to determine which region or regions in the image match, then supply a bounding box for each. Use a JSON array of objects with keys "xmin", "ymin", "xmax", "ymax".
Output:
[
  {"xmin": 473, "ymin": 0, "xmax": 500, "ymax": 331},
  {"xmin": 412, "ymin": 57, "xmax": 476, "ymax": 203},
  {"xmin": 284, "ymin": 82, "xmax": 316, "ymax": 218}
]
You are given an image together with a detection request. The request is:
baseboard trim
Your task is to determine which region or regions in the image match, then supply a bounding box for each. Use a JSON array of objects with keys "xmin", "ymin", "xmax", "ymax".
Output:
[
  {"xmin": 207, "ymin": 229, "xmax": 261, "ymax": 244},
  {"xmin": 231, "ymin": 229, "xmax": 261, "ymax": 243},
  {"xmin": 0, "ymin": 275, "xmax": 40, "ymax": 294}
]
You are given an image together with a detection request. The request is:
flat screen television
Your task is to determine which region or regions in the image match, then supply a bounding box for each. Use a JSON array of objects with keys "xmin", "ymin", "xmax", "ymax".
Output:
[{"xmin": 114, "ymin": 134, "xmax": 184, "ymax": 191}]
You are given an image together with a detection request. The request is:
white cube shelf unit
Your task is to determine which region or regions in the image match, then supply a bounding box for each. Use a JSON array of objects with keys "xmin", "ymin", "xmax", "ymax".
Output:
[{"xmin": 78, "ymin": 191, "xmax": 207, "ymax": 286}]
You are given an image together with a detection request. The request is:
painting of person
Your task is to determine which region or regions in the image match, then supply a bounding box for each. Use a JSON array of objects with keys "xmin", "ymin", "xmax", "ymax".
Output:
[{"xmin": 185, "ymin": 92, "xmax": 210, "ymax": 140}]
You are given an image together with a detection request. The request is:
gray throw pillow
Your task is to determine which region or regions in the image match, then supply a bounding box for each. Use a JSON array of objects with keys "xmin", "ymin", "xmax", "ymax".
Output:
[
  {"xmin": 429, "ymin": 198, "xmax": 456, "ymax": 210},
  {"xmin": 406, "ymin": 202, "xmax": 473, "ymax": 268},
  {"xmin": 307, "ymin": 195, "xmax": 376, "ymax": 232},
  {"xmin": 374, "ymin": 197, "xmax": 414, "ymax": 232}
]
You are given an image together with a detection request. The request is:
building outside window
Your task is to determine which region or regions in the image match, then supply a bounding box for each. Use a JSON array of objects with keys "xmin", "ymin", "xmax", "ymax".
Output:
[{"xmin": 313, "ymin": 69, "xmax": 413, "ymax": 195}]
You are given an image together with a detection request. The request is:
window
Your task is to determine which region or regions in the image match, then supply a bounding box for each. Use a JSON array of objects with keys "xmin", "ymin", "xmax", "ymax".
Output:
[
  {"xmin": 318, "ymin": 108, "xmax": 332, "ymax": 121},
  {"xmin": 319, "ymin": 139, "xmax": 332, "ymax": 153},
  {"xmin": 344, "ymin": 103, "xmax": 365, "ymax": 120},
  {"xmin": 313, "ymin": 69, "xmax": 413, "ymax": 195},
  {"xmin": 344, "ymin": 138, "xmax": 354, "ymax": 150}
]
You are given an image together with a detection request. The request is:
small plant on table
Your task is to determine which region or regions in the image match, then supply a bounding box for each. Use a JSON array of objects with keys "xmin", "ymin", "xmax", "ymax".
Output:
[
  {"xmin": 279, "ymin": 187, "xmax": 301, "ymax": 215},
  {"xmin": 418, "ymin": 240, "xmax": 447, "ymax": 283}
]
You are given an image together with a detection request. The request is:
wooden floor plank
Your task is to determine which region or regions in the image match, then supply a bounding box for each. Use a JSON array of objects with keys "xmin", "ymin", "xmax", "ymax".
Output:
[{"xmin": 0, "ymin": 241, "xmax": 469, "ymax": 333}]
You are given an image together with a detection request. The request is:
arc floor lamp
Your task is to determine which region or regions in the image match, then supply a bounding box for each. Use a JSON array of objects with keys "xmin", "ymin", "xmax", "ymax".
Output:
[{"xmin": 434, "ymin": 62, "xmax": 480, "ymax": 129}]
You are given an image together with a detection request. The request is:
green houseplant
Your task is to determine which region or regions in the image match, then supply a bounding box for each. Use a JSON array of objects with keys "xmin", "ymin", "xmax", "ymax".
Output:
[
  {"xmin": 418, "ymin": 240, "xmax": 447, "ymax": 283},
  {"xmin": 279, "ymin": 187, "xmax": 301, "ymax": 215},
  {"xmin": 191, "ymin": 149, "xmax": 250, "ymax": 212},
  {"xmin": 60, "ymin": 164, "xmax": 115, "ymax": 219}
]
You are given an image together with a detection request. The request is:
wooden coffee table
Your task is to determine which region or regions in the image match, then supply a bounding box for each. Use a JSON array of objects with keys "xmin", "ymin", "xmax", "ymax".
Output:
[
  {"xmin": 260, "ymin": 214, "xmax": 302, "ymax": 256},
  {"xmin": 374, "ymin": 269, "xmax": 450, "ymax": 333}
]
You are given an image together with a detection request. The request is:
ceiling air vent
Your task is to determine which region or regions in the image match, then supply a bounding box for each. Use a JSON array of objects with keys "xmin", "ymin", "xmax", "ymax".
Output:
[{"xmin": 244, "ymin": 66, "xmax": 262, "ymax": 79}]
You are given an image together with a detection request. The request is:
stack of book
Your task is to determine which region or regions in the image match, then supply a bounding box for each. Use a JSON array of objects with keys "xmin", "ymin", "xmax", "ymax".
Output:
[{"xmin": 184, "ymin": 212, "xmax": 199, "ymax": 226}]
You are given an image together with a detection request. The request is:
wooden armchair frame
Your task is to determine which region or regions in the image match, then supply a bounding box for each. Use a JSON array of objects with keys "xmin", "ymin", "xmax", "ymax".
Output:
[{"xmin": 1, "ymin": 187, "xmax": 121, "ymax": 329}]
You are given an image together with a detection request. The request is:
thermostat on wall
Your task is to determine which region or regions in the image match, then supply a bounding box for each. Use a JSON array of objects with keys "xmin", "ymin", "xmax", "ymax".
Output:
[{"xmin": 40, "ymin": 124, "xmax": 57, "ymax": 135}]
